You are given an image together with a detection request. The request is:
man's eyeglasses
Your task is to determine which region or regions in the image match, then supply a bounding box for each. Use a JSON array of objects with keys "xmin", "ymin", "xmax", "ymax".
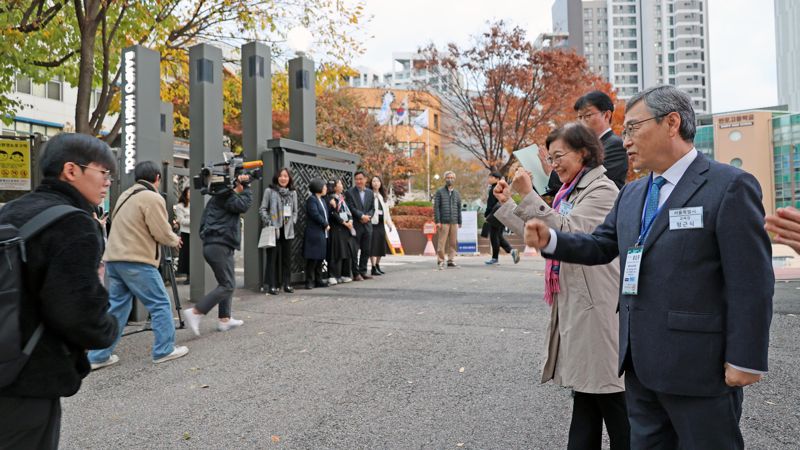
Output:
[
  {"xmin": 76, "ymin": 163, "xmax": 114, "ymax": 181},
  {"xmin": 576, "ymin": 111, "xmax": 600, "ymax": 121},
  {"xmin": 621, "ymin": 113, "xmax": 671, "ymax": 140}
]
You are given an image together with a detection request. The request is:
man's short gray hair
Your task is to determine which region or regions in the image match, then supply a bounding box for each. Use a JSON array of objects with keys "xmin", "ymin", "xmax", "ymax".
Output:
[
  {"xmin": 627, "ymin": 85, "xmax": 696, "ymax": 142},
  {"xmin": 444, "ymin": 171, "xmax": 456, "ymax": 178}
]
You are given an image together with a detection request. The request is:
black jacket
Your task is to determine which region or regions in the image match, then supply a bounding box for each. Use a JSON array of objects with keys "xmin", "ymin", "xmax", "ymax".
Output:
[
  {"xmin": 433, "ymin": 186, "xmax": 462, "ymax": 224},
  {"xmin": 344, "ymin": 187, "xmax": 375, "ymax": 232},
  {"xmin": 199, "ymin": 187, "xmax": 253, "ymax": 250},
  {"xmin": 546, "ymin": 130, "xmax": 628, "ymax": 194},
  {"xmin": 485, "ymin": 184, "xmax": 500, "ymax": 218},
  {"xmin": 0, "ymin": 179, "xmax": 118, "ymax": 398}
]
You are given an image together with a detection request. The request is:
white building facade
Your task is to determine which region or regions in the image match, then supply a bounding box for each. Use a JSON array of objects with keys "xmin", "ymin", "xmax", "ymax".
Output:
[
  {"xmin": 3, "ymin": 75, "xmax": 114, "ymax": 138},
  {"xmin": 553, "ymin": 0, "xmax": 711, "ymax": 113},
  {"xmin": 775, "ymin": 0, "xmax": 800, "ymax": 112}
]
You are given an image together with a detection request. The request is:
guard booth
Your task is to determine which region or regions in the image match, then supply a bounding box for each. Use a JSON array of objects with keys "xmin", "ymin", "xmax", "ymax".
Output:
[{"xmin": 260, "ymin": 138, "xmax": 359, "ymax": 284}]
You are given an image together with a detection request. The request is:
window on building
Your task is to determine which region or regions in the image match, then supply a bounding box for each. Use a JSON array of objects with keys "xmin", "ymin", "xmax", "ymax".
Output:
[
  {"xmin": 46, "ymin": 77, "xmax": 62, "ymax": 101},
  {"xmin": 31, "ymin": 81, "xmax": 46, "ymax": 97},
  {"xmin": 434, "ymin": 114, "xmax": 439, "ymax": 130},
  {"xmin": 15, "ymin": 76, "xmax": 31, "ymax": 94},
  {"xmin": 434, "ymin": 145, "xmax": 439, "ymax": 156}
]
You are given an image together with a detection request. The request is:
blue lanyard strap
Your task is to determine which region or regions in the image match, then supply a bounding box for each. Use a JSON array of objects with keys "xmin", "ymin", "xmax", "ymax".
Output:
[{"xmin": 637, "ymin": 175, "xmax": 665, "ymax": 246}]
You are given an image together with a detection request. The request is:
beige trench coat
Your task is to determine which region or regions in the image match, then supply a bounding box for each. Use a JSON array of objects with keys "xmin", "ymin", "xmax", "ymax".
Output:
[{"xmin": 495, "ymin": 166, "xmax": 623, "ymax": 394}]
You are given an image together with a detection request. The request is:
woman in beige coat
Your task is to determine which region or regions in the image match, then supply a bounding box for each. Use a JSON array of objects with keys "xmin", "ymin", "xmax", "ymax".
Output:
[{"xmin": 494, "ymin": 123, "xmax": 629, "ymax": 450}]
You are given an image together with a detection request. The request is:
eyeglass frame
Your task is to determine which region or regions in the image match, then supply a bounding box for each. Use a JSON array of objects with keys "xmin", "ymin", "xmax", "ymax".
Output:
[
  {"xmin": 74, "ymin": 163, "xmax": 114, "ymax": 181},
  {"xmin": 621, "ymin": 112, "xmax": 671, "ymax": 140},
  {"xmin": 576, "ymin": 111, "xmax": 601, "ymax": 121},
  {"xmin": 546, "ymin": 151, "xmax": 574, "ymax": 166}
]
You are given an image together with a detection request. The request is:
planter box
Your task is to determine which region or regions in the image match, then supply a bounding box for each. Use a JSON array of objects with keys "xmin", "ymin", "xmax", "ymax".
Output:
[{"xmin": 398, "ymin": 229, "xmax": 429, "ymax": 255}]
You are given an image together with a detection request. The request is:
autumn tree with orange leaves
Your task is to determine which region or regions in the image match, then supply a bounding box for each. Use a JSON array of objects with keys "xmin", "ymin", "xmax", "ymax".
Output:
[
  {"xmin": 420, "ymin": 21, "xmax": 616, "ymax": 174},
  {"xmin": 316, "ymin": 88, "xmax": 411, "ymax": 186}
]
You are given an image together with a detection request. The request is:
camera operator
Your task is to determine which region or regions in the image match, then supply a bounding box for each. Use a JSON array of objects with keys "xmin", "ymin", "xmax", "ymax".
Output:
[{"xmin": 183, "ymin": 174, "xmax": 253, "ymax": 335}]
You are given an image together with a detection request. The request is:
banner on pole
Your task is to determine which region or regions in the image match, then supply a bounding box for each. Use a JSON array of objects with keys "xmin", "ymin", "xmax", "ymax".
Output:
[{"xmin": 457, "ymin": 210, "xmax": 479, "ymax": 254}]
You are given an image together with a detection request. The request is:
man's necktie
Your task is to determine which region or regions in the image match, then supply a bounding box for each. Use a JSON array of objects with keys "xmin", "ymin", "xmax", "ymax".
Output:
[{"xmin": 644, "ymin": 176, "xmax": 666, "ymax": 229}]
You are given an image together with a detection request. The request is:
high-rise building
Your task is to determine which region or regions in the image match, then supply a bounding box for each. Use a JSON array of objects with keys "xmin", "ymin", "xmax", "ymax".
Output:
[
  {"xmin": 553, "ymin": 0, "xmax": 711, "ymax": 113},
  {"xmin": 775, "ymin": 0, "xmax": 800, "ymax": 112}
]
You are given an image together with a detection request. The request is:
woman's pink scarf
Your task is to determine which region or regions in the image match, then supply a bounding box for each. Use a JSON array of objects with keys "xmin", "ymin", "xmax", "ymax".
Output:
[{"xmin": 543, "ymin": 167, "xmax": 587, "ymax": 306}]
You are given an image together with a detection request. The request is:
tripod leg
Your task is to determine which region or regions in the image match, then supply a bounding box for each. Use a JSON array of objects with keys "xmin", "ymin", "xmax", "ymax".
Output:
[{"xmin": 163, "ymin": 246, "xmax": 185, "ymax": 329}]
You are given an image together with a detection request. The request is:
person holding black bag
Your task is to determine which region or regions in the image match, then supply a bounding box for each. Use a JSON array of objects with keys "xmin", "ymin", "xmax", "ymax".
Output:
[
  {"xmin": 259, "ymin": 168, "xmax": 298, "ymax": 295},
  {"xmin": 484, "ymin": 172, "xmax": 519, "ymax": 265}
]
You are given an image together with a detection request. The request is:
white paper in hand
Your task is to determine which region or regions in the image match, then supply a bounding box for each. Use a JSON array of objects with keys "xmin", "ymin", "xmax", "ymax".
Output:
[{"xmin": 513, "ymin": 144, "xmax": 549, "ymax": 195}]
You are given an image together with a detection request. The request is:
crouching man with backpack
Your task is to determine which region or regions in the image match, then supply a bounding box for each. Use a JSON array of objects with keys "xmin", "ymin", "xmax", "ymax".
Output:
[{"xmin": 0, "ymin": 133, "xmax": 119, "ymax": 449}]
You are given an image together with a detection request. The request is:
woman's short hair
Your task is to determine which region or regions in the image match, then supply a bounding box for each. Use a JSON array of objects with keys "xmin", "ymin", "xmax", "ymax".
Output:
[
  {"xmin": 308, "ymin": 178, "xmax": 326, "ymax": 194},
  {"xmin": 545, "ymin": 123, "xmax": 605, "ymax": 169},
  {"xmin": 39, "ymin": 133, "xmax": 117, "ymax": 179},
  {"xmin": 271, "ymin": 167, "xmax": 294, "ymax": 190}
]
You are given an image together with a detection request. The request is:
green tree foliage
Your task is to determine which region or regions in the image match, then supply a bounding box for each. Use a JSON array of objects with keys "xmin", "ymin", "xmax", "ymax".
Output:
[{"xmin": 0, "ymin": 0, "xmax": 368, "ymax": 143}]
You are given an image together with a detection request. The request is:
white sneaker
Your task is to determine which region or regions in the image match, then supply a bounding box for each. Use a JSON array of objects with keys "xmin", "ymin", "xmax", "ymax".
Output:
[
  {"xmin": 341, "ymin": 277, "xmax": 353, "ymax": 283},
  {"xmin": 327, "ymin": 277, "xmax": 338, "ymax": 285},
  {"xmin": 217, "ymin": 318, "xmax": 244, "ymax": 332},
  {"xmin": 90, "ymin": 354, "xmax": 119, "ymax": 371},
  {"xmin": 438, "ymin": 262, "xmax": 445, "ymax": 270},
  {"xmin": 153, "ymin": 346, "xmax": 189, "ymax": 364},
  {"xmin": 182, "ymin": 309, "xmax": 202, "ymax": 336}
]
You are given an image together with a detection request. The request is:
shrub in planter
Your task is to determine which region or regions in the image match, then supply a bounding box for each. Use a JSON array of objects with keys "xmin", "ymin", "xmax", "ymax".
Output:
[
  {"xmin": 391, "ymin": 205, "xmax": 434, "ymax": 217},
  {"xmin": 397, "ymin": 200, "xmax": 432, "ymax": 207},
  {"xmin": 393, "ymin": 215, "xmax": 430, "ymax": 230}
]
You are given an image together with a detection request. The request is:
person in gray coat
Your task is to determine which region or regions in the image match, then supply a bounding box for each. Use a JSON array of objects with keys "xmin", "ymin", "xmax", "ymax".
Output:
[{"xmin": 259, "ymin": 168, "xmax": 298, "ymax": 295}]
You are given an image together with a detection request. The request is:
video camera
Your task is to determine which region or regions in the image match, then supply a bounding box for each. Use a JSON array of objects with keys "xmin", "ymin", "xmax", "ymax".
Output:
[{"xmin": 193, "ymin": 152, "xmax": 263, "ymax": 196}]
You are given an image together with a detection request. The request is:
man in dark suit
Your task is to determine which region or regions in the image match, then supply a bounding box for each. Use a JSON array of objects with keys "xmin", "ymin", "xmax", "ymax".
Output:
[
  {"xmin": 345, "ymin": 170, "xmax": 375, "ymax": 280},
  {"xmin": 545, "ymin": 91, "xmax": 628, "ymax": 194},
  {"xmin": 524, "ymin": 85, "xmax": 773, "ymax": 449}
]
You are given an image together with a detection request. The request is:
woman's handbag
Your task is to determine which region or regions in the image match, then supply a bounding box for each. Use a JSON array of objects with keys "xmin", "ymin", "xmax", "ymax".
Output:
[
  {"xmin": 258, "ymin": 226, "xmax": 277, "ymax": 248},
  {"xmin": 480, "ymin": 222, "xmax": 491, "ymax": 238}
]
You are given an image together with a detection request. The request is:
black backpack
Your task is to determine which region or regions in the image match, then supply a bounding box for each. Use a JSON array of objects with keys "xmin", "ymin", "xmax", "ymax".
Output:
[{"xmin": 0, "ymin": 204, "xmax": 82, "ymax": 387}]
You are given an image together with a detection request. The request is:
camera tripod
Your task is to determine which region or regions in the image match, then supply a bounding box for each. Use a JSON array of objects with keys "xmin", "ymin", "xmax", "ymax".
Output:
[{"xmin": 122, "ymin": 245, "xmax": 186, "ymax": 337}]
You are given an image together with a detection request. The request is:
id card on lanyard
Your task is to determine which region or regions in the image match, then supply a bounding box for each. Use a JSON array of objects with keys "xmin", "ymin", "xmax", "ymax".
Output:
[{"xmin": 623, "ymin": 176, "xmax": 664, "ymax": 296}]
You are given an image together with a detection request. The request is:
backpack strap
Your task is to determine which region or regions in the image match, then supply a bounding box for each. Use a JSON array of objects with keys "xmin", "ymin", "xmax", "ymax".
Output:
[
  {"xmin": 17, "ymin": 205, "xmax": 84, "ymax": 356},
  {"xmin": 19, "ymin": 205, "xmax": 84, "ymax": 241}
]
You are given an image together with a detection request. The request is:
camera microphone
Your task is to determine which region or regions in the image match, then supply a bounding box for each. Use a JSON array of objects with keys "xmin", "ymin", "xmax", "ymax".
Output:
[{"xmin": 241, "ymin": 160, "xmax": 263, "ymax": 169}]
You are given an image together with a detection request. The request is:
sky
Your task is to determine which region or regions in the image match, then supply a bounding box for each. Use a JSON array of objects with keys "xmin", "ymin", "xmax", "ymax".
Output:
[{"xmin": 351, "ymin": 0, "xmax": 778, "ymax": 114}]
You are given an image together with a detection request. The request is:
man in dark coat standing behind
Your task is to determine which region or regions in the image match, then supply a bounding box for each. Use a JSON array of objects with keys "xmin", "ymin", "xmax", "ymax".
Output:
[
  {"xmin": 545, "ymin": 90, "xmax": 628, "ymax": 195},
  {"xmin": 345, "ymin": 170, "xmax": 375, "ymax": 280},
  {"xmin": 0, "ymin": 133, "xmax": 118, "ymax": 449}
]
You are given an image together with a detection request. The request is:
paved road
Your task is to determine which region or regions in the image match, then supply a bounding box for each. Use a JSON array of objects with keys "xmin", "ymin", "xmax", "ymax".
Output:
[{"xmin": 62, "ymin": 255, "xmax": 799, "ymax": 449}]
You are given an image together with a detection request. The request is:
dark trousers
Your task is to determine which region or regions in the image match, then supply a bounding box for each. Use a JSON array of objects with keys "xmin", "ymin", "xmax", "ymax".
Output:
[
  {"xmin": 568, "ymin": 391, "xmax": 630, "ymax": 450},
  {"xmin": 329, "ymin": 258, "xmax": 351, "ymax": 278},
  {"xmin": 305, "ymin": 259, "xmax": 323, "ymax": 284},
  {"xmin": 489, "ymin": 225, "xmax": 512, "ymax": 259},
  {"xmin": 266, "ymin": 232, "xmax": 292, "ymax": 288},
  {"xmin": 355, "ymin": 226, "xmax": 373, "ymax": 275},
  {"xmin": 625, "ymin": 365, "xmax": 744, "ymax": 449},
  {"xmin": 177, "ymin": 232, "xmax": 190, "ymax": 276},
  {"xmin": 0, "ymin": 396, "xmax": 61, "ymax": 450},
  {"xmin": 197, "ymin": 244, "xmax": 235, "ymax": 318}
]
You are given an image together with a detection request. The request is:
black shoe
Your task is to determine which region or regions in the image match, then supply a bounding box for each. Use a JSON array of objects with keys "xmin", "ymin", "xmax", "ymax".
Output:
[
  {"xmin": 371, "ymin": 266, "xmax": 382, "ymax": 276},
  {"xmin": 315, "ymin": 281, "xmax": 329, "ymax": 288},
  {"xmin": 376, "ymin": 264, "xmax": 385, "ymax": 275},
  {"xmin": 447, "ymin": 261, "xmax": 458, "ymax": 268},
  {"xmin": 283, "ymin": 285, "xmax": 294, "ymax": 293},
  {"xmin": 183, "ymin": 279, "xmax": 191, "ymax": 285},
  {"xmin": 305, "ymin": 282, "xmax": 314, "ymax": 290},
  {"xmin": 267, "ymin": 287, "xmax": 279, "ymax": 295}
]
